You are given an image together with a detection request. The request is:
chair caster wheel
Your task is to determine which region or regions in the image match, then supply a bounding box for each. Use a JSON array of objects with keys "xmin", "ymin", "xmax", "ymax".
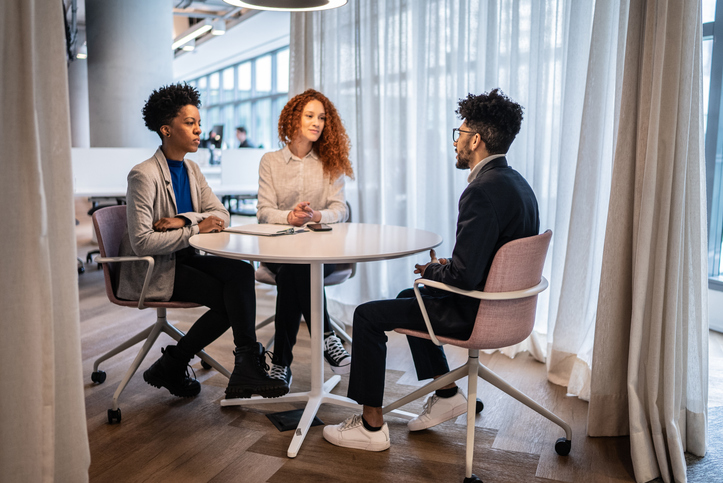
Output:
[
  {"xmin": 555, "ymin": 437, "xmax": 571, "ymax": 456},
  {"xmin": 200, "ymin": 360, "xmax": 212, "ymax": 370},
  {"xmin": 108, "ymin": 408, "xmax": 122, "ymax": 424},
  {"xmin": 91, "ymin": 371, "xmax": 106, "ymax": 384},
  {"xmin": 77, "ymin": 265, "xmax": 85, "ymax": 274},
  {"xmin": 475, "ymin": 398, "xmax": 484, "ymax": 413},
  {"xmin": 463, "ymin": 474, "xmax": 483, "ymax": 482}
]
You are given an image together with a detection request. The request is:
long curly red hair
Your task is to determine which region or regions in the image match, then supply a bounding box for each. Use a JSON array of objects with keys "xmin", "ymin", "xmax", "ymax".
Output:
[{"xmin": 278, "ymin": 89, "xmax": 354, "ymax": 181}]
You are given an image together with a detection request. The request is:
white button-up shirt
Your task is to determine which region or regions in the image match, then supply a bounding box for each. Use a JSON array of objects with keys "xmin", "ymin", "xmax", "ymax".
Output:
[
  {"xmin": 256, "ymin": 145, "xmax": 348, "ymax": 224},
  {"xmin": 467, "ymin": 153, "xmax": 507, "ymax": 183}
]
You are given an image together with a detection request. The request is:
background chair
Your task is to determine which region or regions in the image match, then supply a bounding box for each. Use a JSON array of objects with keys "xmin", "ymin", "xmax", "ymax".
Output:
[
  {"xmin": 382, "ymin": 230, "xmax": 571, "ymax": 483},
  {"xmin": 90, "ymin": 205, "xmax": 230, "ymax": 424},
  {"xmin": 254, "ymin": 201, "xmax": 355, "ymax": 348}
]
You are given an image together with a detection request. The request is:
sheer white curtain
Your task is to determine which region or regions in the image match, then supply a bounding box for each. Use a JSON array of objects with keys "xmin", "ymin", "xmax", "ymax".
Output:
[
  {"xmin": 0, "ymin": 1, "xmax": 90, "ymax": 480},
  {"xmin": 290, "ymin": 0, "xmax": 610, "ymax": 398},
  {"xmin": 589, "ymin": 1, "xmax": 708, "ymax": 481}
]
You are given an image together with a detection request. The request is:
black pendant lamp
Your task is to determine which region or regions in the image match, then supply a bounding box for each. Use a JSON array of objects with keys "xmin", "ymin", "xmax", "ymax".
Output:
[{"xmin": 222, "ymin": 0, "xmax": 347, "ymax": 11}]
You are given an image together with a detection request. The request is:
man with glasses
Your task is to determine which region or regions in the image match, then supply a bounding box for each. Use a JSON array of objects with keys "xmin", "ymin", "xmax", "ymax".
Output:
[{"xmin": 323, "ymin": 89, "xmax": 539, "ymax": 451}]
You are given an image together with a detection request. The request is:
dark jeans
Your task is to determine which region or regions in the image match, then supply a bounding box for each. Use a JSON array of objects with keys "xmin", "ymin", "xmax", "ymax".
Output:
[
  {"xmin": 347, "ymin": 287, "xmax": 477, "ymax": 407},
  {"xmin": 265, "ymin": 263, "xmax": 337, "ymax": 367},
  {"xmin": 170, "ymin": 248, "xmax": 256, "ymax": 358}
]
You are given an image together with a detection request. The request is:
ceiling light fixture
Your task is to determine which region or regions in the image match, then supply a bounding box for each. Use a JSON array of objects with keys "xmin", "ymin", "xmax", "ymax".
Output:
[
  {"xmin": 211, "ymin": 19, "xmax": 226, "ymax": 35},
  {"xmin": 221, "ymin": 0, "xmax": 347, "ymax": 12},
  {"xmin": 172, "ymin": 19, "xmax": 213, "ymax": 50},
  {"xmin": 76, "ymin": 42, "xmax": 88, "ymax": 60}
]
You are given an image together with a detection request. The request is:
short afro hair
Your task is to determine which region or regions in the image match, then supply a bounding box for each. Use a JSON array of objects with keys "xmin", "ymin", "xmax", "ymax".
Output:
[
  {"xmin": 456, "ymin": 89, "xmax": 523, "ymax": 154},
  {"xmin": 142, "ymin": 83, "xmax": 201, "ymax": 139}
]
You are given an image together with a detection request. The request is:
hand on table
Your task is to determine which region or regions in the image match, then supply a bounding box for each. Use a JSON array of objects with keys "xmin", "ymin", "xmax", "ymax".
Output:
[
  {"xmin": 198, "ymin": 215, "xmax": 226, "ymax": 233},
  {"xmin": 287, "ymin": 201, "xmax": 322, "ymax": 226},
  {"xmin": 414, "ymin": 249, "xmax": 448, "ymax": 277},
  {"xmin": 153, "ymin": 217, "xmax": 186, "ymax": 232}
]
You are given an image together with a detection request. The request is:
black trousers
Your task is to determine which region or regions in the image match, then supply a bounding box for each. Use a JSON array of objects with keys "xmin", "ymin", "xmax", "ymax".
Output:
[
  {"xmin": 347, "ymin": 287, "xmax": 477, "ymax": 408},
  {"xmin": 265, "ymin": 263, "xmax": 337, "ymax": 367},
  {"xmin": 170, "ymin": 248, "xmax": 257, "ymax": 358}
]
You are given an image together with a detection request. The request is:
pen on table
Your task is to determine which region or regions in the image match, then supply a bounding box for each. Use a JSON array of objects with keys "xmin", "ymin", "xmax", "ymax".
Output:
[{"xmin": 275, "ymin": 227, "xmax": 308, "ymax": 235}]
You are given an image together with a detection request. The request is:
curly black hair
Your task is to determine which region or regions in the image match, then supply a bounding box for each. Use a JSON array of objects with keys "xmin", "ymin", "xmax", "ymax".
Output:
[
  {"xmin": 456, "ymin": 89, "xmax": 524, "ymax": 154},
  {"xmin": 142, "ymin": 83, "xmax": 201, "ymax": 139}
]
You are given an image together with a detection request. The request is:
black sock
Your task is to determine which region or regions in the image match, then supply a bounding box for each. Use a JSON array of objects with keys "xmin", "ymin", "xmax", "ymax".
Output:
[
  {"xmin": 435, "ymin": 386, "xmax": 458, "ymax": 399},
  {"xmin": 362, "ymin": 415, "xmax": 382, "ymax": 432}
]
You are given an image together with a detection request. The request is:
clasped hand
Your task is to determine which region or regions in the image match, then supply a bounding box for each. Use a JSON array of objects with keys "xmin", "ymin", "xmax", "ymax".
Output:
[
  {"xmin": 153, "ymin": 215, "xmax": 225, "ymax": 233},
  {"xmin": 414, "ymin": 249, "xmax": 448, "ymax": 277},
  {"xmin": 287, "ymin": 201, "xmax": 321, "ymax": 227},
  {"xmin": 153, "ymin": 217, "xmax": 186, "ymax": 232},
  {"xmin": 198, "ymin": 215, "xmax": 226, "ymax": 233}
]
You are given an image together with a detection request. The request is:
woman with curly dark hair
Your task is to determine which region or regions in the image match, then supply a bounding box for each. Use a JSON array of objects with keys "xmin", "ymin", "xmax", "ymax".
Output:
[
  {"xmin": 256, "ymin": 89, "xmax": 354, "ymax": 385},
  {"xmin": 117, "ymin": 83, "xmax": 288, "ymax": 402}
]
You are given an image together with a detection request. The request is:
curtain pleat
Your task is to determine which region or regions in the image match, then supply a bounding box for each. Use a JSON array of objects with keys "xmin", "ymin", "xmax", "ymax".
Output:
[
  {"xmin": 0, "ymin": 1, "xmax": 91, "ymax": 481},
  {"xmin": 589, "ymin": 1, "xmax": 708, "ymax": 481}
]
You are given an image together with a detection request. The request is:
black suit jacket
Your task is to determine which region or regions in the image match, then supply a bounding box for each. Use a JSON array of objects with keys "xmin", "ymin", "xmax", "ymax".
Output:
[{"xmin": 418, "ymin": 157, "xmax": 539, "ymax": 336}]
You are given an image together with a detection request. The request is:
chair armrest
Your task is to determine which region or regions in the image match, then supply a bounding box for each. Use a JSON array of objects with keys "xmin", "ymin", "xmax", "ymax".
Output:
[
  {"xmin": 95, "ymin": 255, "xmax": 155, "ymax": 310},
  {"xmin": 411, "ymin": 277, "xmax": 549, "ymax": 347},
  {"xmin": 415, "ymin": 277, "xmax": 548, "ymax": 300}
]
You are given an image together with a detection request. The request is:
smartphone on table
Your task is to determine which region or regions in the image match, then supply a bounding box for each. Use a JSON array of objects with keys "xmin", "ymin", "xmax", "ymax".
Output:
[{"xmin": 307, "ymin": 223, "xmax": 332, "ymax": 232}]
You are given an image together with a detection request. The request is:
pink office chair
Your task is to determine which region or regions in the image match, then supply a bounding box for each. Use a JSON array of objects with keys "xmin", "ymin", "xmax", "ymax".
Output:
[
  {"xmin": 90, "ymin": 205, "xmax": 230, "ymax": 424},
  {"xmin": 382, "ymin": 230, "xmax": 571, "ymax": 483},
  {"xmin": 254, "ymin": 201, "xmax": 355, "ymax": 347}
]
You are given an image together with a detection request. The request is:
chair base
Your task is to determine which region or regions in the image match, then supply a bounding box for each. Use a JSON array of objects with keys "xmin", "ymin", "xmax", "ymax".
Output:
[
  {"xmin": 382, "ymin": 349, "xmax": 572, "ymax": 479},
  {"xmin": 91, "ymin": 307, "xmax": 231, "ymax": 423}
]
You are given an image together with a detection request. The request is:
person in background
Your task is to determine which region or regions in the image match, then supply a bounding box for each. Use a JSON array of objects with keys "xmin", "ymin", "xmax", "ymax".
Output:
[
  {"xmin": 256, "ymin": 89, "xmax": 354, "ymax": 387},
  {"xmin": 236, "ymin": 126, "xmax": 254, "ymax": 148},
  {"xmin": 323, "ymin": 89, "xmax": 539, "ymax": 451},
  {"xmin": 117, "ymin": 83, "xmax": 288, "ymax": 402}
]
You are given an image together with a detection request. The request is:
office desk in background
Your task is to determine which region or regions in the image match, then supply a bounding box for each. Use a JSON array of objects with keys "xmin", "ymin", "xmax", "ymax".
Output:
[
  {"xmin": 190, "ymin": 223, "xmax": 443, "ymax": 458},
  {"xmin": 71, "ymin": 147, "xmax": 268, "ymax": 214}
]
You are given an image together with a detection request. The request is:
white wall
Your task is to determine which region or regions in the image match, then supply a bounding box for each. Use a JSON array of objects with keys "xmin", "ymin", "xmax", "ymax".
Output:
[{"xmin": 173, "ymin": 11, "xmax": 290, "ymax": 82}]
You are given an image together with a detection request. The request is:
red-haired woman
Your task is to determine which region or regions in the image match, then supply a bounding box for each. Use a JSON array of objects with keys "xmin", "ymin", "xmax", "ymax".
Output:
[{"xmin": 257, "ymin": 89, "xmax": 354, "ymax": 386}]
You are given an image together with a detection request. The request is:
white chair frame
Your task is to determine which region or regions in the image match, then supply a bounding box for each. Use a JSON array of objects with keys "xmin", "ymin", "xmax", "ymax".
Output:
[{"xmin": 382, "ymin": 277, "xmax": 572, "ymax": 481}]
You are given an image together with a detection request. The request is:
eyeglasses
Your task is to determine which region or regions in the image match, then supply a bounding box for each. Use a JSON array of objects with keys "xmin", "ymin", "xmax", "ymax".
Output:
[{"xmin": 452, "ymin": 128, "xmax": 478, "ymax": 142}]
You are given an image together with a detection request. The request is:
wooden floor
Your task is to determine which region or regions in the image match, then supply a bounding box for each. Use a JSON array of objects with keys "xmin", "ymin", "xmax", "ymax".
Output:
[{"xmin": 76, "ymin": 199, "xmax": 649, "ymax": 483}]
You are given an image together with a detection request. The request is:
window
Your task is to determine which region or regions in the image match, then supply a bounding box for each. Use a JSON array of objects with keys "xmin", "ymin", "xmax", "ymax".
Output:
[
  {"xmin": 704, "ymin": 0, "xmax": 723, "ymax": 284},
  {"xmin": 185, "ymin": 47, "xmax": 290, "ymax": 151}
]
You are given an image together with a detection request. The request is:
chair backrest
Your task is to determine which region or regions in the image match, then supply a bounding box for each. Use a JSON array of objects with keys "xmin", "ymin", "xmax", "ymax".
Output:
[
  {"xmin": 336, "ymin": 200, "xmax": 356, "ymax": 278},
  {"xmin": 466, "ymin": 229, "xmax": 552, "ymax": 349},
  {"xmin": 92, "ymin": 205, "xmax": 128, "ymax": 304}
]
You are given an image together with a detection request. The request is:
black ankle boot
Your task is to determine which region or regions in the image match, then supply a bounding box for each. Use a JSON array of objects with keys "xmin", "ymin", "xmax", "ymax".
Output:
[
  {"xmin": 143, "ymin": 345, "xmax": 201, "ymax": 397},
  {"xmin": 225, "ymin": 342, "xmax": 289, "ymax": 399}
]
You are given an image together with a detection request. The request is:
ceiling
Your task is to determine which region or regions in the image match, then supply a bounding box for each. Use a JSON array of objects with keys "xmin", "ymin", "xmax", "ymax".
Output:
[{"xmin": 64, "ymin": 0, "xmax": 257, "ymax": 59}]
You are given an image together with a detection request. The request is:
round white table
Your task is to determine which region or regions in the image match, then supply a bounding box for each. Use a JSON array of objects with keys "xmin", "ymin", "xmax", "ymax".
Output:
[{"xmin": 190, "ymin": 222, "xmax": 442, "ymax": 457}]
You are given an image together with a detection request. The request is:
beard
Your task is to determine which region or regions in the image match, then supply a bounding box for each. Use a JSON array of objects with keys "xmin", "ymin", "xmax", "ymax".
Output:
[{"xmin": 455, "ymin": 145, "xmax": 473, "ymax": 170}]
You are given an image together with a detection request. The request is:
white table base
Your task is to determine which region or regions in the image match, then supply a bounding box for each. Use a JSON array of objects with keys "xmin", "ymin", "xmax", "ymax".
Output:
[{"xmin": 219, "ymin": 262, "xmax": 361, "ymax": 458}]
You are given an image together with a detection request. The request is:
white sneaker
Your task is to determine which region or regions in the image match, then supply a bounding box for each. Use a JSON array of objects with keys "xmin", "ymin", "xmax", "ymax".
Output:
[
  {"xmin": 323, "ymin": 414, "xmax": 390, "ymax": 451},
  {"xmin": 407, "ymin": 390, "xmax": 467, "ymax": 431}
]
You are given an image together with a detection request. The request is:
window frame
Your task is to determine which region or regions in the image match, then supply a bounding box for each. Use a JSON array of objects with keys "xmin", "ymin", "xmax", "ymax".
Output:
[{"xmin": 187, "ymin": 46, "xmax": 289, "ymax": 151}]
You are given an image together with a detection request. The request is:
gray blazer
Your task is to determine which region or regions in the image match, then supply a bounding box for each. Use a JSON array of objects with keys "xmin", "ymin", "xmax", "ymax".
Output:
[{"xmin": 116, "ymin": 148, "xmax": 230, "ymax": 301}]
